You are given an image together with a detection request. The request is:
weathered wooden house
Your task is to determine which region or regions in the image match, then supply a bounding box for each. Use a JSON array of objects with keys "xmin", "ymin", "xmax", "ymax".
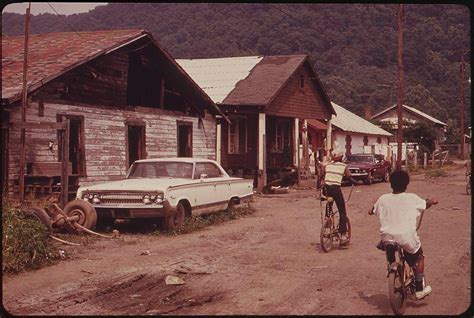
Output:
[
  {"xmin": 1, "ymin": 29, "xmax": 225, "ymax": 201},
  {"xmin": 371, "ymin": 104, "xmax": 447, "ymax": 148},
  {"xmin": 177, "ymin": 55, "xmax": 335, "ymax": 189}
]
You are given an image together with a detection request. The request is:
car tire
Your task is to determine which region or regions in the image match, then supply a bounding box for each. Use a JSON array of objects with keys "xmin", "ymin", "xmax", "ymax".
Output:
[
  {"xmin": 24, "ymin": 207, "xmax": 53, "ymax": 235},
  {"xmin": 364, "ymin": 172, "xmax": 373, "ymax": 185},
  {"xmin": 63, "ymin": 200, "xmax": 97, "ymax": 231},
  {"xmin": 383, "ymin": 169, "xmax": 390, "ymax": 182},
  {"xmin": 164, "ymin": 202, "xmax": 185, "ymax": 232}
]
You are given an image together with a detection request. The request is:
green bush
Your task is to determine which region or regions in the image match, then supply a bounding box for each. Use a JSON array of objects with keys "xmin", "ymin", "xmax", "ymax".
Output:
[{"xmin": 2, "ymin": 201, "xmax": 57, "ymax": 273}]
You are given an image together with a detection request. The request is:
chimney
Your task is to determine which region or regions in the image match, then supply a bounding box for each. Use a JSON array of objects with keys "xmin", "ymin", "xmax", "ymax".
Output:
[{"xmin": 364, "ymin": 105, "xmax": 373, "ymax": 119}]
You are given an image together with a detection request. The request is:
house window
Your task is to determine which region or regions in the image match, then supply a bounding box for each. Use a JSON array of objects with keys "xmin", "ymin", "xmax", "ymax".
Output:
[
  {"xmin": 377, "ymin": 136, "xmax": 382, "ymax": 144},
  {"xmin": 228, "ymin": 117, "xmax": 247, "ymax": 154},
  {"xmin": 299, "ymin": 75, "xmax": 305, "ymax": 89},
  {"xmin": 363, "ymin": 136, "xmax": 369, "ymax": 146},
  {"xmin": 273, "ymin": 119, "xmax": 291, "ymax": 153}
]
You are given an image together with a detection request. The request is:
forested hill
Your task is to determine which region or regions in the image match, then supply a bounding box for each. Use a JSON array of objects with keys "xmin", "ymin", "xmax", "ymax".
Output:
[{"xmin": 2, "ymin": 3, "xmax": 471, "ymax": 126}]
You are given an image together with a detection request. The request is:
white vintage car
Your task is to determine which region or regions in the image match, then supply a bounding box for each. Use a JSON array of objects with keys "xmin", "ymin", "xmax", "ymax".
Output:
[{"xmin": 74, "ymin": 158, "xmax": 254, "ymax": 230}]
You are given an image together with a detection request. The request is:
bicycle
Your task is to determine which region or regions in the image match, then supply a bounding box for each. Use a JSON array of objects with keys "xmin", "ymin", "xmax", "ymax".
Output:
[
  {"xmin": 378, "ymin": 209, "xmax": 427, "ymax": 315},
  {"xmin": 319, "ymin": 184, "xmax": 354, "ymax": 253}
]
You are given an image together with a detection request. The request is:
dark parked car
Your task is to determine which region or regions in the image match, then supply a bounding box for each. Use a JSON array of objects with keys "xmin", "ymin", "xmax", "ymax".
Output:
[{"xmin": 343, "ymin": 154, "xmax": 391, "ymax": 185}]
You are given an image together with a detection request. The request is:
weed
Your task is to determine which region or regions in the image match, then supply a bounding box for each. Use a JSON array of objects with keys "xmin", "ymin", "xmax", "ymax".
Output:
[
  {"xmin": 168, "ymin": 205, "xmax": 256, "ymax": 236},
  {"xmin": 2, "ymin": 200, "xmax": 59, "ymax": 273},
  {"xmin": 425, "ymin": 169, "xmax": 448, "ymax": 178}
]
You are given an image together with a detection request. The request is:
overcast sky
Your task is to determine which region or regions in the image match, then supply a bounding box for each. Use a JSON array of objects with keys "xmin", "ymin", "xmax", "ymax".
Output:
[{"xmin": 2, "ymin": 2, "xmax": 108, "ymax": 15}]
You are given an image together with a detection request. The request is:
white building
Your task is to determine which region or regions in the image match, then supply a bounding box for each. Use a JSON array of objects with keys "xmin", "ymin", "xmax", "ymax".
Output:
[{"xmin": 329, "ymin": 102, "xmax": 392, "ymax": 158}]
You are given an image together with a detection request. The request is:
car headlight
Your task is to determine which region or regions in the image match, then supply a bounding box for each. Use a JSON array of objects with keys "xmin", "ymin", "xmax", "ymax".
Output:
[
  {"xmin": 92, "ymin": 194, "xmax": 101, "ymax": 204},
  {"xmin": 142, "ymin": 195, "xmax": 152, "ymax": 204},
  {"xmin": 155, "ymin": 194, "xmax": 164, "ymax": 204}
]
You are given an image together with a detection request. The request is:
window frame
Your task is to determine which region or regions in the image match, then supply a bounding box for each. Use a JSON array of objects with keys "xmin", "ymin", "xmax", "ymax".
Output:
[{"xmin": 227, "ymin": 116, "xmax": 247, "ymax": 154}]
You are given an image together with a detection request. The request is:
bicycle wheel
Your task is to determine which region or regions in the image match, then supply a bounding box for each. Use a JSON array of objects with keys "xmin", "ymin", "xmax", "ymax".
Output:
[
  {"xmin": 320, "ymin": 218, "xmax": 333, "ymax": 253},
  {"xmin": 388, "ymin": 263, "xmax": 407, "ymax": 315}
]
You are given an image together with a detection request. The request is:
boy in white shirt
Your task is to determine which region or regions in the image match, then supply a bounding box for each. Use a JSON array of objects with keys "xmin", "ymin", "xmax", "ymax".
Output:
[{"xmin": 368, "ymin": 170, "xmax": 438, "ymax": 300}]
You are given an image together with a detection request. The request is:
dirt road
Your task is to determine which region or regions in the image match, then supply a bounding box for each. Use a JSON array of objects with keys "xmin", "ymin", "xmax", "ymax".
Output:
[{"xmin": 2, "ymin": 164, "xmax": 471, "ymax": 315}]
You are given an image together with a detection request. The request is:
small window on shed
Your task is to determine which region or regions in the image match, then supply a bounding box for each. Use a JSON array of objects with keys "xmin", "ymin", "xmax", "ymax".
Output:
[
  {"xmin": 299, "ymin": 75, "xmax": 305, "ymax": 89},
  {"xmin": 363, "ymin": 136, "xmax": 369, "ymax": 146},
  {"xmin": 377, "ymin": 137, "xmax": 382, "ymax": 144}
]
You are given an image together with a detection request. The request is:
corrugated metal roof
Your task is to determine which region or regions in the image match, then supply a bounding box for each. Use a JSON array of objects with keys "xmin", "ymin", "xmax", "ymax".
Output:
[
  {"xmin": 371, "ymin": 104, "xmax": 447, "ymax": 126},
  {"xmin": 331, "ymin": 102, "xmax": 392, "ymax": 136},
  {"xmin": 176, "ymin": 56, "xmax": 263, "ymax": 103},
  {"xmin": 2, "ymin": 29, "xmax": 147, "ymax": 102}
]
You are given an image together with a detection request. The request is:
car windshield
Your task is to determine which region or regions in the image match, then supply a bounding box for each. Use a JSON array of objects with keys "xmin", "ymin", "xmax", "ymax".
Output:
[
  {"xmin": 345, "ymin": 155, "xmax": 373, "ymax": 163},
  {"xmin": 127, "ymin": 162, "xmax": 194, "ymax": 179}
]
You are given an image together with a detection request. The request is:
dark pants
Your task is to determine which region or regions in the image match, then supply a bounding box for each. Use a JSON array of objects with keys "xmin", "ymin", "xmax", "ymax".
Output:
[{"xmin": 323, "ymin": 185, "xmax": 347, "ymax": 234}]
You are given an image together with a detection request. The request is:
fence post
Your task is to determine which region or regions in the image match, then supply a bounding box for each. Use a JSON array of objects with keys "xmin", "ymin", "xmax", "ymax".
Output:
[
  {"xmin": 432, "ymin": 152, "xmax": 435, "ymax": 167},
  {"xmin": 423, "ymin": 152, "xmax": 427, "ymax": 169},
  {"xmin": 414, "ymin": 151, "xmax": 418, "ymax": 169}
]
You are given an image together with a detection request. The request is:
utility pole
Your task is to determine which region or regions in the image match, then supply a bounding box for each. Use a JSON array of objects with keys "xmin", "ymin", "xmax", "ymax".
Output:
[
  {"xmin": 459, "ymin": 50, "xmax": 469, "ymax": 159},
  {"xmin": 19, "ymin": 2, "xmax": 31, "ymax": 201},
  {"xmin": 396, "ymin": 4, "xmax": 404, "ymax": 170}
]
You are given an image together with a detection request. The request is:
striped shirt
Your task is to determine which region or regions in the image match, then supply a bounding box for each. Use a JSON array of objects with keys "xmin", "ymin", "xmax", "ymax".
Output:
[{"xmin": 324, "ymin": 162, "xmax": 347, "ymax": 186}]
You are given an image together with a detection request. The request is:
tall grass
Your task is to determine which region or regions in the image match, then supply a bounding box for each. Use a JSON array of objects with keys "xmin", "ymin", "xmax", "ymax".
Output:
[
  {"xmin": 2, "ymin": 200, "xmax": 58, "ymax": 273},
  {"xmin": 165, "ymin": 205, "xmax": 256, "ymax": 236}
]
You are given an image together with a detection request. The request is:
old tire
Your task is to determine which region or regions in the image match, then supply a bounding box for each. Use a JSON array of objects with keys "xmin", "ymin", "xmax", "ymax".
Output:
[
  {"xmin": 383, "ymin": 169, "xmax": 390, "ymax": 182},
  {"xmin": 226, "ymin": 198, "xmax": 237, "ymax": 214},
  {"xmin": 164, "ymin": 202, "xmax": 185, "ymax": 231},
  {"xmin": 364, "ymin": 172, "xmax": 373, "ymax": 185},
  {"xmin": 63, "ymin": 200, "xmax": 97, "ymax": 231},
  {"xmin": 25, "ymin": 207, "xmax": 53, "ymax": 235},
  {"xmin": 388, "ymin": 265, "xmax": 406, "ymax": 315},
  {"xmin": 320, "ymin": 218, "xmax": 333, "ymax": 253}
]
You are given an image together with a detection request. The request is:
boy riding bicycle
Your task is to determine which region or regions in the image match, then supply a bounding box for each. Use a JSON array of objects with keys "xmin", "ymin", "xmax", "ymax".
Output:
[
  {"xmin": 368, "ymin": 170, "xmax": 438, "ymax": 300},
  {"xmin": 321, "ymin": 149, "xmax": 357, "ymax": 245}
]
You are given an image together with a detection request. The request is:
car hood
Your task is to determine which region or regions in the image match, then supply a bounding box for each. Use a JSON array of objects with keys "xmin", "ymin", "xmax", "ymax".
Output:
[
  {"xmin": 77, "ymin": 178, "xmax": 198, "ymax": 193},
  {"xmin": 346, "ymin": 162, "xmax": 373, "ymax": 169}
]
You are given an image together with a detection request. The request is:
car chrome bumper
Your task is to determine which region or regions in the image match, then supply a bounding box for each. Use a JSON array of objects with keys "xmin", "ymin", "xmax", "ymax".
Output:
[{"xmin": 89, "ymin": 200, "xmax": 177, "ymax": 219}]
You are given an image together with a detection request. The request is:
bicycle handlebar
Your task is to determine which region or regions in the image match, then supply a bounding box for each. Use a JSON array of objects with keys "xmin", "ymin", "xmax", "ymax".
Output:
[{"xmin": 345, "ymin": 184, "xmax": 354, "ymax": 203}]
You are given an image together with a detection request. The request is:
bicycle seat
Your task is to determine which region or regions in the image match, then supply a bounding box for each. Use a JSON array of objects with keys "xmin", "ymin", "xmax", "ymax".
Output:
[{"xmin": 320, "ymin": 195, "xmax": 334, "ymax": 202}]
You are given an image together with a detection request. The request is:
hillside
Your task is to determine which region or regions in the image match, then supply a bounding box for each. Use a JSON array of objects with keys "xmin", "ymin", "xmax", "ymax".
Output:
[{"xmin": 1, "ymin": 3, "xmax": 471, "ymax": 127}]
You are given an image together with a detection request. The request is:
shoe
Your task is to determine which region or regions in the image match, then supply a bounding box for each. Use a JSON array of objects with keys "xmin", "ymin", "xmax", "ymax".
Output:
[
  {"xmin": 340, "ymin": 234, "xmax": 349, "ymax": 246},
  {"xmin": 415, "ymin": 285, "xmax": 432, "ymax": 300}
]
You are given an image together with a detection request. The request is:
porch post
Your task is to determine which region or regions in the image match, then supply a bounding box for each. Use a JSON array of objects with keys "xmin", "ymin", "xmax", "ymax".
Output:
[
  {"xmin": 216, "ymin": 121, "xmax": 221, "ymax": 164},
  {"xmin": 257, "ymin": 113, "xmax": 266, "ymax": 191},
  {"xmin": 326, "ymin": 117, "xmax": 333, "ymax": 159},
  {"xmin": 294, "ymin": 118, "xmax": 300, "ymax": 186},
  {"xmin": 303, "ymin": 119, "xmax": 309, "ymax": 169}
]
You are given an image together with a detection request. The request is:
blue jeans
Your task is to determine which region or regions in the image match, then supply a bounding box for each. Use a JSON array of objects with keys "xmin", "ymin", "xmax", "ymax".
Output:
[{"xmin": 323, "ymin": 185, "xmax": 347, "ymax": 234}]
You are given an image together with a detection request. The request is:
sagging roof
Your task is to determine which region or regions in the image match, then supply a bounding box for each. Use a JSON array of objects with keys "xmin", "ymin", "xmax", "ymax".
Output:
[
  {"xmin": 331, "ymin": 102, "xmax": 392, "ymax": 136},
  {"xmin": 1, "ymin": 29, "xmax": 225, "ymax": 118},
  {"xmin": 176, "ymin": 54, "xmax": 335, "ymax": 115},
  {"xmin": 307, "ymin": 119, "xmax": 328, "ymax": 130},
  {"xmin": 371, "ymin": 104, "xmax": 447, "ymax": 127}
]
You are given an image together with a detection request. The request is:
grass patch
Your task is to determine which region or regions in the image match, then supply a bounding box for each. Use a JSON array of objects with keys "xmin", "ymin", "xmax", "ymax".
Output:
[
  {"xmin": 164, "ymin": 205, "xmax": 257, "ymax": 236},
  {"xmin": 425, "ymin": 169, "xmax": 448, "ymax": 178},
  {"xmin": 2, "ymin": 200, "xmax": 60, "ymax": 273}
]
